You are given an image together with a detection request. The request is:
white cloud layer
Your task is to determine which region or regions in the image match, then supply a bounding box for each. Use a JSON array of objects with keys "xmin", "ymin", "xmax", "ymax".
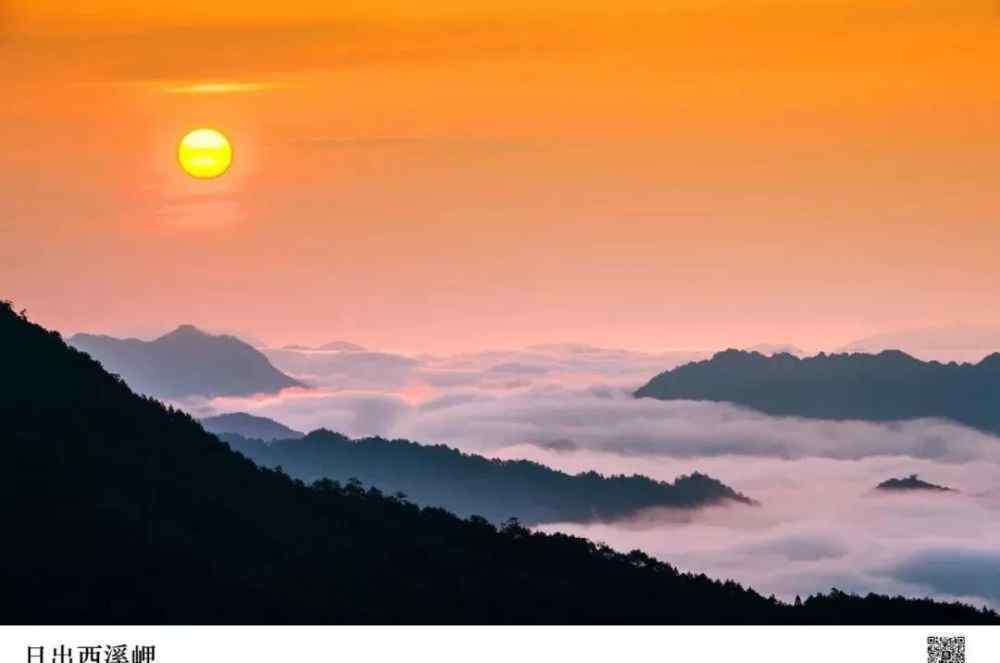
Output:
[{"xmin": 189, "ymin": 342, "xmax": 1000, "ymax": 608}]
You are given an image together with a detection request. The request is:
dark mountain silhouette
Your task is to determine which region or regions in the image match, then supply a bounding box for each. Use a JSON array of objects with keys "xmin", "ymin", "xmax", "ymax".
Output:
[
  {"xmin": 3, "ymin": 301, "xmax": 995, "ymax": 624},
  {"xmin": 745, "ymin": 343, "xmax": 805, "ymax": 356},
  {"xmin": 219, "ymin": 429, "xmax": 754, "ymax": 525},
  {"xmin": 69, "ymin": 325, "xmax": 301, "ymax": 399},
  {"xmin": 877, "ymin": 475, "xmax": 954, "ymax": 493},
  {"xmin": 635, "ymin": 349, "xmax": 1000, "ymax": 433},
  {"xmin": 201, "ymin": 412, "xmax": 304, "ymax": 441}
]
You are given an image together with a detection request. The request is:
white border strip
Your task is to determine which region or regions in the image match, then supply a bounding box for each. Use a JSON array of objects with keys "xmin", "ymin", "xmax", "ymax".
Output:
[{"xmin": 2, "ymin": 625, "xmax": 995, "ymax": 663}]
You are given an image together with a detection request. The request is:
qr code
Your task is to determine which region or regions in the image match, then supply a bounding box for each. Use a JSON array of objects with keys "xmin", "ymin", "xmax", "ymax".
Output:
[{"xmin": 928, "ymin": 636, "xmax": 965, "ymax": 663}]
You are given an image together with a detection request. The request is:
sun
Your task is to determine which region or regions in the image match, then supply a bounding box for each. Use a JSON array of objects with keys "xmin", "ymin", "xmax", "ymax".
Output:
[{"xmin": 178, "ymin": 128, "xmax": 232, "ymax": 179}]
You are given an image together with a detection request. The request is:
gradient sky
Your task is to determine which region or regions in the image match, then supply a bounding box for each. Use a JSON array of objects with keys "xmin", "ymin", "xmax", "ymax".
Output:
[{"xmin": 2, "ymin": 0, "xmax": 999, "ymax": 353}]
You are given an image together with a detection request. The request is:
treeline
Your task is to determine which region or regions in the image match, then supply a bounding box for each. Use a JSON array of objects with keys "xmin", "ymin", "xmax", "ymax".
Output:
[{"xmin": 221, "ymin": 429, "xmax": 754, "ymax": 525}]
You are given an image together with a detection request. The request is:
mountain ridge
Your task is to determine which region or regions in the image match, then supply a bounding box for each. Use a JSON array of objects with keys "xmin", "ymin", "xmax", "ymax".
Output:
[
  {"xmin": 876, "ymin": 475, "xmax": 954, "ymax": 493},
  {"xmin": 635, "ymin": 349, "xmax": 1000, "ymax": 433},
  {"xmin": 219, "ymin": 428, "xmax": 755, "ymax": 525},
  {"xmin": 69, "ymin": 325, "xmax": 301, "ymax": 399},
  {"xmin": 201, "ymin": 412, "xmax": 305, "ymax": 441}
]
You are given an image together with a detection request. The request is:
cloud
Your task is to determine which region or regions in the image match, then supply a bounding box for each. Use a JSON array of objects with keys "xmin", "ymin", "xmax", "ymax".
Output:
[
  {"xmin": 397, "ymin": 387, "xmax": 1000, "ymax": 463},
  {"xmin": 69, "ymin": 80, "xmax": 285, "ymax": 94},
  {"xmin": 486, "ymin": 362, "xmax": 552, "ymax": 376},
  {"xmin": 528, "ymin": 449, "xmax": 1000, "ymax": 608},
  {"xmin": 261, "ymin": 343, "xmax": 704, "ymax": 396},
  {"xmin": 2, "ymin": 17, "xmax": 581, "ymax": 87},
  {"xmin": 885, "ymin": 549, "xmax": 1000, "ymax": 601},
  {"xmin": 213, "ymin": 343, "xmax": 1000, "ymax": 464},
  {"xmin": 299, "ymin": 136, "xmax": 435, "ymax": 149},
  {"xmin": 211, "ymin": 389, "xmax": 410, "ymax": 438},
  {"xmin": 263, "ymin": 348, "xmax": 421, "ymax": 390},
  {"xmin": 535, "ymin": 438, "xmax": 579, "ymax": 453},
  {"xmin": 193, "ymin": 342, "xmax": 1000, "ymax": 607},
  {"xmin": 742, "ymin": 535, "xmax": 849, "ymax": 562},
  {"xmin": 161, "ymin": 81, "xmax": 286, "ymax": 94}
]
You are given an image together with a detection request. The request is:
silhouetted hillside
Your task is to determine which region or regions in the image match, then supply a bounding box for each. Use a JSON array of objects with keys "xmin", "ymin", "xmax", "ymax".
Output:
[
  {"xmin": 3, "ymin": 301, "xmax": 995, "ymax": 624},
  {"xmin": 220, "ymin": 430, "xmax": 754, "ymax": 525},
  {"xmin": 877, "ymin": 475, "xmax": 954, "ymax": 493},
  {"xmin": 202, "ymin": 412, "xmax": 304, "ymax": 441},
  {"xmin": 69, "ymin": 325, "xmax": 301, "ymax": 398},
  {"xmin": 636, "ymin": 349, "xmax": 1000, "ymax": 433}
]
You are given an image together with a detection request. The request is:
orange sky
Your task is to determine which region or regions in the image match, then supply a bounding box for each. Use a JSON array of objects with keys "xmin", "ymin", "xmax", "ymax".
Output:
[{"xmin": 2, "ymin": 1, "xmax": 999, "ymax": 352}]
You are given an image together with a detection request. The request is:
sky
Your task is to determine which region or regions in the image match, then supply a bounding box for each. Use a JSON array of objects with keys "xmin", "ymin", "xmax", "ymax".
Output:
[{"xmin": 2, "ymin": 0, "xmax": 1000, "ymax": 353}]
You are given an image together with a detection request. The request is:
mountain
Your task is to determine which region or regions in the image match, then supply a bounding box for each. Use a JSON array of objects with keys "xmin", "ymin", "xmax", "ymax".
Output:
[
  {"xmin": 201, "ymin": 412, "xmax": 304, "ymax": 441},
  {"xmin": 877, "ymin": 475, "xmax": 954, "ymax": 493},
  {"xmin": 2, "ymin": 301, "xmax": 995, "ymax": 624},
  {"xmin": 745, "ymin": 343, "xmax": 805, "ymax": 357},
  {"xmin": 635, "ymin": 349, "xmax": 1000, "ymax": 433},
  {"xmin": 219, "ymin": 429, "xmax": 754, "ymax": 525},
  {"xmin": 69, "ymin": 325, "xmax": 301, "ymax": 399}
]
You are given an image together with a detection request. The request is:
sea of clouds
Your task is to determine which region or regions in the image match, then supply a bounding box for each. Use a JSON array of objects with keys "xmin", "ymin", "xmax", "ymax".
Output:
[{"xmin": 186, "ymin": 342, "xmax": 1000, "ymax": 609}]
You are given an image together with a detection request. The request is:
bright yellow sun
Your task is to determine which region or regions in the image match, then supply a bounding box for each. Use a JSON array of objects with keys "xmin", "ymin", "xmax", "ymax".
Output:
[{"xmin": 178, "ymin": 128, "xmax": 232, "ymax": 179}]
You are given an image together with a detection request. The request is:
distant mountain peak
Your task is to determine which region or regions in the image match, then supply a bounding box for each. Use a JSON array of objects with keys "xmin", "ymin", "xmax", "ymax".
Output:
[
  {"xmin": 744, "ymin": 343, "xmax": 805, "ymax": 357},
  {"xmin": 876, "ymin": 474, "xmax": 954, "ymax": 493},
  {"xmin": 873, "ymin": 349, "xmax": 920, "ymax": 363},
  {"xmin": 979, "ymin": 352, "xmax": 1000, "ymax": 368},
  {"xmin": 708, "ymin": 348, "xmax": 800, "ymax": 365},
  {"xmin": 69, "ymin": 324, "xmax": 302, "ymax": 399},
  {"xmin": 635, "ymin": 349, "xmax": 1000, "ymax": 433},
  {"xmin": 161, "ymin": 324, "xmax": 212, "ymax": 340},
  {"xmin": 201, "ymin": 412, "xmax": 304, "ymax": 442}
]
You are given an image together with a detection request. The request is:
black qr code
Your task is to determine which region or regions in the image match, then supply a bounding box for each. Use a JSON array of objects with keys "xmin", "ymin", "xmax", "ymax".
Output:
[{"xmin": 928, "ymin": 636, "xmax": 965, "ymax": 663}]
